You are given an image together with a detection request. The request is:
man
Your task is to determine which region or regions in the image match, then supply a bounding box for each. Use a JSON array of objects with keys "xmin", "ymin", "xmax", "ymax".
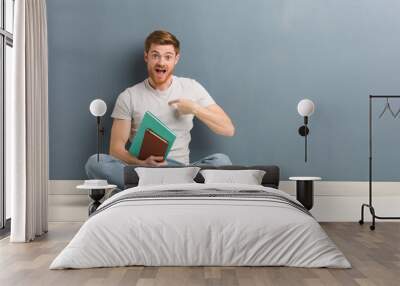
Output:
[{"xmin": 85, "ymin": 30, "xmax": 235, "ymax": 190}]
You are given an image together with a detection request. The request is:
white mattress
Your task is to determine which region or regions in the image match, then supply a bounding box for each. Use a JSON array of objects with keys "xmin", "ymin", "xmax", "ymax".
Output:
[{"xmin": 50, "ymin": 183, "xmax": 351, "ymax": 269}]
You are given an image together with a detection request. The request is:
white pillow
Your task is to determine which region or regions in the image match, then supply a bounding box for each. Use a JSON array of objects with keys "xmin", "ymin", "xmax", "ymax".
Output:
[
  {"xmin": 135, "ymin": 167, "xmax": 201, "ymax": 186},
  {"xmin": 200, "ymin": 169, "xmax": 266, "ymax": 185}
]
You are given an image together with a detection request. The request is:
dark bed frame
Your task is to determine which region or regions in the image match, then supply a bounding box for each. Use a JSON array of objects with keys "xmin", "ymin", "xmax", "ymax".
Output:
[{"xmin": 124, "ymin": 165, "xmax": 280, "ymax": 189}]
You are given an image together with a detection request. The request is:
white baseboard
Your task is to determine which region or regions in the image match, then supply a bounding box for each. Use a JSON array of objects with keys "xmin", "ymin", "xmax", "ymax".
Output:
[
  {"xmin": 48, "ymin": 180, "xmax": 400, "ymax": 223},
  {"xmin": 48, "ymin": 180, "xmax": 89, "ymax": 222}
]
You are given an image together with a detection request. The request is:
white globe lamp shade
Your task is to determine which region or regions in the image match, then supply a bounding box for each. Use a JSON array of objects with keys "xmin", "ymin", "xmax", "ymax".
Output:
[
  {"xmin": 90, "ymin": 99, "xmax": 107, "ymax": 117},
  {"xmin": 297, "ymin": 99, "xmax": 315, "ymax": 117}
]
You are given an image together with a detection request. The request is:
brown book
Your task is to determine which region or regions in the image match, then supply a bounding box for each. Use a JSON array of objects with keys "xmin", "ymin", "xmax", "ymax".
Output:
[{"xmin": 138, "ymin": 129, "xmax": 169, "ymax": 160}]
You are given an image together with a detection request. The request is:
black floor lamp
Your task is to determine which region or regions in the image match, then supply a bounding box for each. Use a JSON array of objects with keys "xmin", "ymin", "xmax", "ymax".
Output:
[
  {"xmin": 297, "ymin": 99, "xmax": 315, "ymax": 162},
  {"xmin": 89, "ymin": 99, "xmax": 107, "ymax": 162}
]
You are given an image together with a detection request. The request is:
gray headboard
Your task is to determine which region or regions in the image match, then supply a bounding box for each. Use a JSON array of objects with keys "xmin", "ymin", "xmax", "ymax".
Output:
[{"xmin": 124, "ymin": 165, "xmax": 280, "ymax": 189}]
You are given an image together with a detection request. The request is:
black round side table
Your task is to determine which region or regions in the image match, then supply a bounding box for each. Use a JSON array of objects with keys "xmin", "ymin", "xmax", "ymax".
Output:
[
  {"xmin": 77, "ymin": 182, "xmax": 117, "ymax": 215},
  {"xmin": 289, "ymin": 177, "xmax": 322, "ymax": 210}
]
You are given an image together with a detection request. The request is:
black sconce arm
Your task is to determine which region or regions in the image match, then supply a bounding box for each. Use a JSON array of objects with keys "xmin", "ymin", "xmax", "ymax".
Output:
[{"xmin": 298, "ymin": 116, "xmax": 310, "ymax": 162}]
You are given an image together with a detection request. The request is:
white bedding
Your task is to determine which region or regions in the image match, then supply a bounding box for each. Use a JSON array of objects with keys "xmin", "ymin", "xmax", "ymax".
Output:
[{"xmin": 50, "ymin": 183, "xmax": 351, "ymax": 269}]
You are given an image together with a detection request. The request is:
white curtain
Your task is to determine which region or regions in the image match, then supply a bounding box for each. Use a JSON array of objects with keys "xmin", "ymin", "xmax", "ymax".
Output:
[{"xmin": 8, "ymin": 0, "xmax": 49, "ymax": 242}]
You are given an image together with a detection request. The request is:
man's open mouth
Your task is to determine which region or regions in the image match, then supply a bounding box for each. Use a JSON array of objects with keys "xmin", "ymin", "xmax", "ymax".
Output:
[{"xmin": 155, "ymin": 67, "xmax": 167, "ymax": 74}]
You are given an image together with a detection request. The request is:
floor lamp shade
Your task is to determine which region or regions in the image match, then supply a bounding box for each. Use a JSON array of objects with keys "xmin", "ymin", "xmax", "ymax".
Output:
[
  {"xmin": 90, "ymin": 99, "xmax": 107, "ymax": 117},
  {"xmin": 297, "ymin": 99, "xmax": 315, "ymax": 117}
]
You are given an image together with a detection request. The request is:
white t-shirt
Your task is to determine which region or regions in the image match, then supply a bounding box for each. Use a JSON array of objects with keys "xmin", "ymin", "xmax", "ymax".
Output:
[{"xmin": 111, "ymin": 76, "xmax": 215, "ymax": 164}]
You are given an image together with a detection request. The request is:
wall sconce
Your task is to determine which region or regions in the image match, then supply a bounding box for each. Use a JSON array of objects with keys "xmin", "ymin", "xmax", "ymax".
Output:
[
  {"xmin": 297, "ymin": 99, "xmax": 315, "ymax": 162},
  {"xmin": 89, "ymin": 99, "xmax": 107, "ymax": 162}
]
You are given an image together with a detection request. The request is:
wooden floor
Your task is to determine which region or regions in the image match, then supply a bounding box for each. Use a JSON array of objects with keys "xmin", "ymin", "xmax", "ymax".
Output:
[{"xmin": 0, "ymin": 222, "xmax": 399, "ymax": 286}]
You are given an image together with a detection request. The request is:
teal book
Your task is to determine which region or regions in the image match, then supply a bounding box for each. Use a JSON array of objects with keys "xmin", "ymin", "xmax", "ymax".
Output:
[{"xmin": 129, "ymin": 111, "xmax": 176, "ymax": 159}]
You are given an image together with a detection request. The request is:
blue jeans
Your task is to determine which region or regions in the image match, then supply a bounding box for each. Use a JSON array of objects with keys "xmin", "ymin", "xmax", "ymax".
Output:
[{"xmin": 85, "ymin": 153, "xmax": 232, "ymax": 190}]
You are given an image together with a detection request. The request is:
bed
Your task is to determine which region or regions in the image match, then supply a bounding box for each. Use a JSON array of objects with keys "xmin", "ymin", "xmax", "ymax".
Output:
[{"xmin": 50, "ymin": 165, "xmax": 350, "ymax": 269}]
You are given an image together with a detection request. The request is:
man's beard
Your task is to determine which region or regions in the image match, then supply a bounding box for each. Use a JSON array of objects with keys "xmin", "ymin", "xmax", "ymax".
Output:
[{"xmin": 148, "ymin": 66, "xmax": 174, "ymax": 87}]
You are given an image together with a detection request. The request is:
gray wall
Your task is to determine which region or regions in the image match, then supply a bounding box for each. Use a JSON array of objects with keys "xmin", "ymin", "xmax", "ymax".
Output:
[{"xmin": 48, "ymin": 0, "xmax": 400, "ymax": 181}]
